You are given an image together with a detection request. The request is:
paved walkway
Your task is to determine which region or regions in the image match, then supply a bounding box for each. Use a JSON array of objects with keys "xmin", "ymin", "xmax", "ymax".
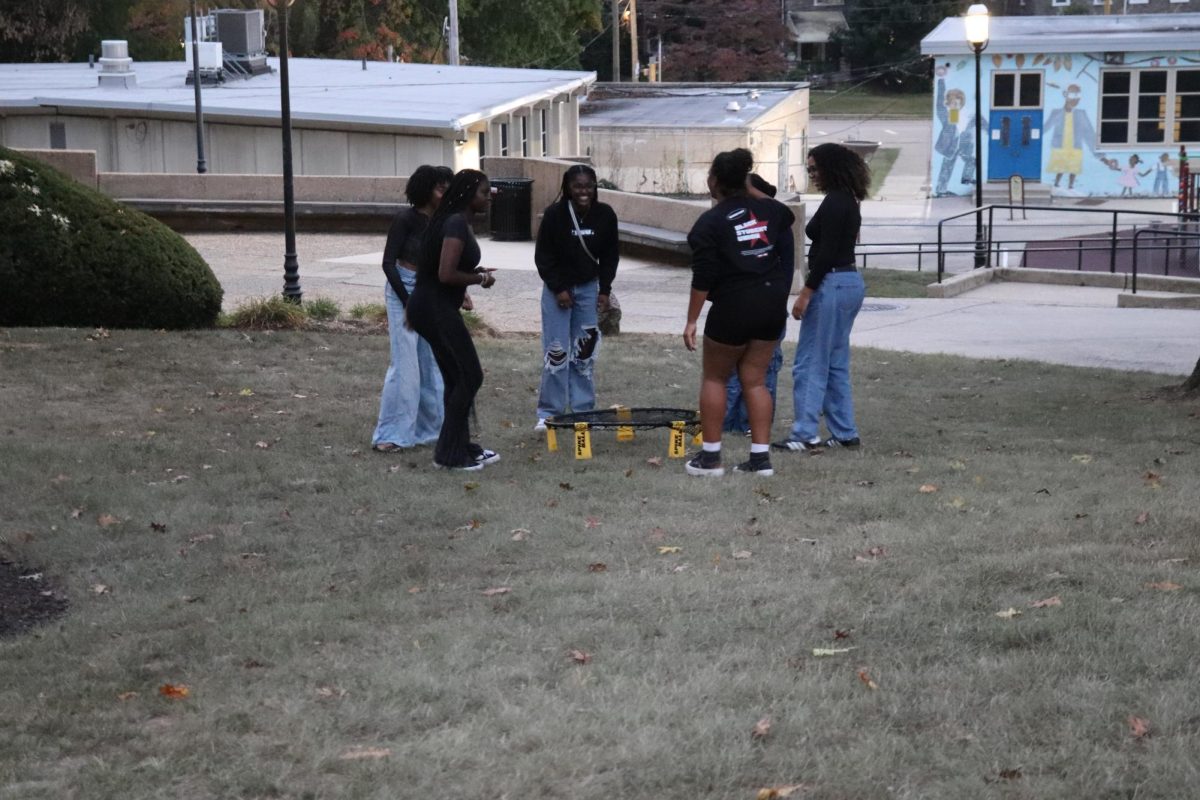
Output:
[{"xmin": 187, "ymin": 231, "xmax": 1199, "ymax": 378}]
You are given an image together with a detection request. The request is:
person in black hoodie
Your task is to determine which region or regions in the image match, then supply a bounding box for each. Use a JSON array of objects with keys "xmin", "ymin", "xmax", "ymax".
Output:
[
  {"xmin": 683, "ymin": 148, "xmax": 795, "ymax": 477},
  {"xmin": 533, "ymin": 164, "xmax": 620, "ymax": 430}
]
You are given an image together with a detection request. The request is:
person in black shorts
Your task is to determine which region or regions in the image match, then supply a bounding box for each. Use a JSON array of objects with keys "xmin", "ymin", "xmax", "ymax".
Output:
[
  {"xmin": 683, "ymin": 148, "xmax": 795, "ymax": 477},
  {"xmin": 406, "ymin": 169, "xmax": 499, "ymax": 472}
]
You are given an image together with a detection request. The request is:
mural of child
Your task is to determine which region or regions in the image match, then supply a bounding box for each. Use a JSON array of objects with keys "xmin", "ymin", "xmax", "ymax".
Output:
[
  {"xmin": 933, "ymin": 65, "xmax": 980, "ymax": 196},
  {"xmin": 1118, "ymin": 154, "xmax": 1152, "ymax": 197},
  {"xmin": 1044, "ymin": 83, "xmax": 1109, "ymax": 195},
  {"xmin": 1153, "ymin": 153, "xmax": 1179, "ymax": 197}
]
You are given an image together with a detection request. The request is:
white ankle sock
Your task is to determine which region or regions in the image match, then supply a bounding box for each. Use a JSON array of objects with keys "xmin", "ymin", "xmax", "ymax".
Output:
[
  {"xmin": 750, "ymin": 443, "xmax": 769, "ymax": 454},
  {"xmin": 702, "ymin": 441, "xmax": 721, "ymax": 453}
]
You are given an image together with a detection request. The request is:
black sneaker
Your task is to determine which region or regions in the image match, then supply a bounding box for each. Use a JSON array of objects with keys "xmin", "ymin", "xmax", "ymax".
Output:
[
  {"xmin": 685, "ymin": 450, "xmax": 724, "ymax": 477},
  {"xmin": 771, "ymin": 438, "xmax": 823, "ymax": 452},
  {"xmin": 733, "ymin": 453, "xmax": 774, "ymax": 476},
  {"xmin": 469, "ymin": 444, "xmax": 501, "ymax": 465},
  {"xmin": 822, "ymin": 436, "xmax": 861, "ymax": 449},
  {"xmin": 433, "ymin": 459, "xmax": 483, "ymax": 472}
]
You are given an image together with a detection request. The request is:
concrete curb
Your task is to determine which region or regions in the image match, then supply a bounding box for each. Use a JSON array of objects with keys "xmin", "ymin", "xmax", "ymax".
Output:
[{"xmin": 926, "ymin": 266, "xmax": 1200, "ymax": 307}]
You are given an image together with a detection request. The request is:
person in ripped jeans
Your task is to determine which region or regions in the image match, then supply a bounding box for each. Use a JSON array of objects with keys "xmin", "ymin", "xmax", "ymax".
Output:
[{"xmin": 532, "ymin": 164, "xmax": 620, "ymax": 431}]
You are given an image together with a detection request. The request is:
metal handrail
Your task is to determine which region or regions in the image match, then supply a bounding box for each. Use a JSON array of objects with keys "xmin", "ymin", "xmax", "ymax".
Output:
[
  {"xmin": 1131, "ymin": 228, "xmax": 1200, "ymax": 294},
  {"xmin": 936, "ymin": 204, "xmax": 1200, "ymax": 283}
]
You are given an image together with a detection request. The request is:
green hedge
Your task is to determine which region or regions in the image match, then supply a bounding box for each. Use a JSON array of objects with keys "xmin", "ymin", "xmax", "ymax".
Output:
[{"xmin": 0, "ymin": 147, "xmax": 222, "ymax": 329}]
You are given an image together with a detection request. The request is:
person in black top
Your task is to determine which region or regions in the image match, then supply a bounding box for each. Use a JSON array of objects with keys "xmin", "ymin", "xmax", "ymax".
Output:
[
  {"xmin": 371, "ymin": 165, "xmax": 453, "ymax": 453},
  {"xmin": 533, "ymin": 164, "xmax": 620, "ymax": 430},
  {"xmin": 683, "ymin": 148, "xmax": 796, "ymax": 477},
  {"xmin": 406, "ymin": 169, "xmax": 499, "ymax": 472},
  {"xmin": 773, "ymin": 143, "xmax": 870, "ymax": 453}
]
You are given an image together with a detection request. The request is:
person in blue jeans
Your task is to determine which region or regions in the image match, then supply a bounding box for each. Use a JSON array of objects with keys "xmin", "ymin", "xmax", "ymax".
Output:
[
  {"xmin": 371, "ymin": 165, "xmax": 454, "ymax": 452},
  {"xmin": 723, "ymin": 174, "xmax": 791, "ymax": 434},
  {"xmin": 533, "ymin": 164, "xmax": 620, "ymax": 430},
  {"xmin": 773, "ymin": 143, "xmax": 869, "ymax": 454}
]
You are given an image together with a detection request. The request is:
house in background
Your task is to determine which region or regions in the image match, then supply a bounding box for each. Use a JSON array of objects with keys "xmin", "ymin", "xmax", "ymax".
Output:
[
  {"xmin": 784, "ymin": 0, "xmax": 847, "ymax": 75},
  {"xmin": 994, "ymin": 0, "xmax": 1198, "ymax": 16},
  {"xmin": 0, "ymin": 52, "xmax": 593, "ymax": 176},
  {"xmin": 921, "ymin": 13, "xmax": 1200, "ymax": 198},
  {"xmin": 579, "ymin": 82, "xmax": 809, "ymax": 196}
]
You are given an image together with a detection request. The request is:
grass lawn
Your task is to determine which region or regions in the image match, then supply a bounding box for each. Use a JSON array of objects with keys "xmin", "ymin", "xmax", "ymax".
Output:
[
  {"xmin": 864, "ymin": 267, "xmax": 938, "ymax": 299},
  {"xmin": 810, "ymin": 89, "xmax": 930, "ymax": 118},
  {"xmin": 2, "ymin": 327, "xmax": 1199, "ymax": 799}
]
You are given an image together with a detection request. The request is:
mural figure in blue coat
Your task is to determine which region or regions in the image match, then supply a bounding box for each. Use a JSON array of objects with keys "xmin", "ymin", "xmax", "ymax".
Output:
[
  {"xmin": 933, "ymin": 66, "xmax": 983, "ymax": 195},
  {"xmin": 1044, "ymin": 83, "xmax": 1111, "ymax": 194}
]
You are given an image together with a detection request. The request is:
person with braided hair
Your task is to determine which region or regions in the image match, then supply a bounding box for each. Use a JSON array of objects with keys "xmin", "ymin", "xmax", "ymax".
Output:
[{"xmin": 406, "ymin": 169, "xmax": 499, "ymax": 472}]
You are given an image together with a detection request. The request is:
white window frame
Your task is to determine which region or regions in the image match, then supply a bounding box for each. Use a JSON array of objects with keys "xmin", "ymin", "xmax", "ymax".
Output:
[
  {"xmin": 1099, "ymin": 67, "xmax": 1200, "ymax": 146},
  {"xmin": 1051, "ymin": 0, "xmax": 1070, "ymax": 7},
  {"xmin": 540, "ymin": 108, "xmax": 549, "ymax": 156},
  {"xmin": 991, "ymin": 70, "xmax": 1043, "ymax": 110},
  {"xmin": 1127, "ymin": 0, "xmax": 1149, "ymax": 4}
]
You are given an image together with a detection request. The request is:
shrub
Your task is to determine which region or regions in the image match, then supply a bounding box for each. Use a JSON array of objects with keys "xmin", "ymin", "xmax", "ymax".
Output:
[
  {"xmin": 220, "ymin": 296, "xmax": 308, "ymax": 330},
  {"xmin": 348, "ymin": 302, "xmax": 388, "ymax": 324},
  {"xmin": 0, "ymin": 146, "xmax": 222, "ymax": 329},
  {"xmin": 303, "ymin": 296, "xmax": 340, "ymax": 321}
]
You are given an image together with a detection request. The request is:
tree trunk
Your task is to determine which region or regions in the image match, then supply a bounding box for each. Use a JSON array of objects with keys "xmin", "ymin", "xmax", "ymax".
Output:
[{"xmin": 1183, "ymin": 355, "xmax": 1200, "ymax": 393}]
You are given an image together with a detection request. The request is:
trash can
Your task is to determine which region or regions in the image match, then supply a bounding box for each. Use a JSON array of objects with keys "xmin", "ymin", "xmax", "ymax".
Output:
[{"xmin": 489, "ymin": 178, "xmax": 534, "ymax": 241}]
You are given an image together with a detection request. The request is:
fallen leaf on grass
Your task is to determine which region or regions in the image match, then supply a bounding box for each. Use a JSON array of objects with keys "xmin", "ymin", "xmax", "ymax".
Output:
[
  {"xmin": 316, "ymin": 685, "xmax": 348, "ymax": 699},
  {"xmin": 91, "ymin": 583, "xmax": 111, "ymax": 595},
  {"xmin": 510, "ymin": 528, "xmax": 529, "ymax": 541},
  {"xmin": 854, "ymin": 546, "xmax": 887, "ymax": 562},
  {"xmin": 1070, "ymin": 454, "xmax": 1093, "ymax": 464},
  {"xmin": 1030, "ymin": 596, "xmax": 1062, "ymax": 608},
  {"xmin": 188, "ymin": 533, "xmax": 216, "ymax": 545},
  {"xmin": 149, "ymin": 522, "xmax": 168, "ymax": 533},
  {"xmin": 407, "ymin": 586, "xmax": 422, "ymax": 594},
  {"xmin": 657, "ymin": 546, "xmax": 682, "ymax": 555},
  {"xmin": 672, "ymin": 563, "xmax": 689, "ymax": 573},
  {"xmin": 756, "ymin": 785, "xmax": 809, "ymax": 799},
  {"xmin": 239, "ymin": 388, "xmax": 255, "ymax": 397},
  {"xmin": 732, "ymin": 550, "xmax": 752, "ymax": 560},
  {"xmin": 567, "ymin": 649, "xmax": 592, "ymax": 665},
  {"xmin": 918, "ymin": 484, "xmax": 938, "ymax": 494},
  {"xmin": 559, "ymin": 482, "xmax": 573, "ymax": 491},
  {"xmin": 750, "ymin": 716, "xmax": 772, "ymax": 741},
  {"xmin": 97, "ymin": 513, "xmax": 121, "ymax": 528},
  {"xmin": 994, "ymin": 607, "xmax": 1023, "ymax": 619},
  {"xmin": 1129, "ymin": 715, "xmax": 1151, "ymax": 739},
  {"xmin": 834, "ymin": 629, "xmax": 852, "ymax": 640},
  {"xmin": 338, "ymin": 747, "xmax": 391, "ymax": 760},
  {"xmin": 254, "ymin": 440, "xmax": 271, "ymax": 449},
  {"xmin": 116, "ymin": 691, "xmax": 139, "ymax": 701},
  {"xmin": 1145, "ymin": 581, "xmax": 1182, "ymax": 591},
  {"xmin": 463, "ymin": 482, "xmax": 479, "ymax": 491},
  {"xmin": 812, "ymin": 647, "xmax": 855, "ymax": 656},
  {"xmin": 587, "ymin": 562, "xmax": 608, "ymax": 573},
  {"xmin": 158, "ymin": 683, "xmax": 190, "ymax": 699},
  {"xmin": 857, "ymin": 669, "xmax": 879, "ymax": 690},
  {"xmin": 481, "ymin": 586, "xmax": 511, "ymax": 597},
  {"xmin": 70, "ymin": 508, "xmax": 83, "ymax": 520},
  {"xmin": 645, "ymin": 456, "xmax": 663, "ymax": 467},
  {"xmin": 1135, "ymin": 511, "xmax": 1150, "ymax": 525},
  {"xmin": 584, "ymin": 516, "xmax": 601, "ymax": 529}
]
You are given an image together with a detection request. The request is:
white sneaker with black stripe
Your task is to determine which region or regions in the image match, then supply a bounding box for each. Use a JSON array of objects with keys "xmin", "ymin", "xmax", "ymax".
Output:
[{"xmin": 771, "ymin": 438, "xmax": 823, "ymax": 452}]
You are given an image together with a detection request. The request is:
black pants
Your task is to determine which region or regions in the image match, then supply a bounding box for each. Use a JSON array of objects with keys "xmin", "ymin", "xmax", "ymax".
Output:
[{"xmin": 406, "ymin": 286, "xmax": 483, "ymax": 467}]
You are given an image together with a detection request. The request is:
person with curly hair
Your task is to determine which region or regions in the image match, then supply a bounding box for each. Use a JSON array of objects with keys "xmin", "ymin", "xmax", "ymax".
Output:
[
  {"xmin": 406, "ymin": 169, "xmax": 500, "ymax": 472},
  {"xmin": 683, "ymin": 148, "xmax": 796, "ymax": 477},
  {"xmin": 533, "ymin": 164, "xmax": 620, "ymax": 431},
  {"xmin": 774, "ymin": 142, "xmax": 869, "ymax": 454},
  {"xmin": 371, "ymin": 164, "xmax": 454, "ymax": 453}
]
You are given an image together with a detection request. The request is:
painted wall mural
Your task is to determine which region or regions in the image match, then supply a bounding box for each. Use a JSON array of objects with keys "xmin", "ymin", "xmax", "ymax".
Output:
[{"xmin": 929, "ymin": 50, "xmax": 1200, "ymax": 198}]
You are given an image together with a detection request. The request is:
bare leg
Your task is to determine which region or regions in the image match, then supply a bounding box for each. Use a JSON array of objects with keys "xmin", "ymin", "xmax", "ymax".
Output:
[
  {"xmin": 700, "ymin": 337, "xmax": 745, "ymax": 445},
  {"xmin": 738, "ymin": 339, "xmax": 779, "ymax": 446}
]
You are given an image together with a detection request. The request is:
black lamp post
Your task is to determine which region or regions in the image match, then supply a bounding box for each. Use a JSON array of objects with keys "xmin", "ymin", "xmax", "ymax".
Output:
[
  {"xmin": 188, "ymin": 0, "xmax": 207, "ymax": 174},
  {"xmin": 267, "ymin": 0, "xmax": 302, "ymax": 302},
  {"xmin": 965, "ymin": 4, "xmax": 990, "ymax": 269}
]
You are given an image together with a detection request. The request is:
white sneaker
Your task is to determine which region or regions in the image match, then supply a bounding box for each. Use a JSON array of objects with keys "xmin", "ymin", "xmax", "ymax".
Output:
[{"xmin": 534, "ymin": 418, "xmax": 548, "ymax": 432}]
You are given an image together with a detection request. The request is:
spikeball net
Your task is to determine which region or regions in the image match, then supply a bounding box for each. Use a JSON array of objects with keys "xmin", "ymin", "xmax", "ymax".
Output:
[{"xmin": 543, "ymin": 407, "xmax": 702, "ymax": 460}]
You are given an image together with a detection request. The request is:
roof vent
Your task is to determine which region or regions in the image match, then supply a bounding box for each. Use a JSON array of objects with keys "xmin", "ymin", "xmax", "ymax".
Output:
[
  {"xmin": 725, "ymin": 101, "xmax": 742, "ymax": 113},
  {"xmin": 98, "ymin": 40, "xmax": 137, "ymax": 88}
]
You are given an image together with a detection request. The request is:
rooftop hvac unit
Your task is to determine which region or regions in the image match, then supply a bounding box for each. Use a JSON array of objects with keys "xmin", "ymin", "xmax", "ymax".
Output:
[
  {"xmin": 185, "ymin": 41, "xmax": 224, "ymax": 71},
  {"xmin": 213, "ymin": 9, "xmax": 265, "ymax": 57}
]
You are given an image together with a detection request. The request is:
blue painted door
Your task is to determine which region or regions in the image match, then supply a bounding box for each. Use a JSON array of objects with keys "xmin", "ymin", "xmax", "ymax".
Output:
[{"xmin": 989, "ymin": 110, "xmax": 1042, "ymax": 180}]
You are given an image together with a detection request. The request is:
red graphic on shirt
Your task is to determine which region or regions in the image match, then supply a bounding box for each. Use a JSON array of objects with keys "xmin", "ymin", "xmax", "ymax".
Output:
[{"xmin": 734, "ymin": 213, "xmax": 770, "ymax": 246}]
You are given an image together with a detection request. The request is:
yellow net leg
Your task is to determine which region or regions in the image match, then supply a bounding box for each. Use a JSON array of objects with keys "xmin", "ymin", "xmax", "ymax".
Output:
[
  {"xmin": 546, "ymin": 427, "xmax": 558, "ymax": 452},
  {"xmin": 668, "ymin": 420, "xmax": 686, "ymax": 459},
  {"xmin": 574, "ymin": 422, "xmax": 593, "ymax": 460}
]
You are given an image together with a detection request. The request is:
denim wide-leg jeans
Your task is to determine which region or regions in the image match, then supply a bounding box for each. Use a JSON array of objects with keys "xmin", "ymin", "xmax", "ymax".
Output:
[
  {"xmin": 788, "ymin": 270, "xmax": 866, "ymax": 442},
  {"xmin": 372, "ymin": 275, "xmax": 443, "ymax": 448},
  {"xmin": 536, "ymin": 280, "xmax": 600, "ymax": 420}
]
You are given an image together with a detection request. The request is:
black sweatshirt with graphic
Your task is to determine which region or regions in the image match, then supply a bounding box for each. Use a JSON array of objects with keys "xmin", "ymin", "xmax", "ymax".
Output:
[
  {"xmin": 534, "ymin": 200, "xmax": 620, "ymax": 296},
  {"xmin": 688, "ymin": 195, "xmax": 796, "ymax": 301},
  {"xmin": 804, "ymin": 189, "xmax": 861, "ymax": 291}
]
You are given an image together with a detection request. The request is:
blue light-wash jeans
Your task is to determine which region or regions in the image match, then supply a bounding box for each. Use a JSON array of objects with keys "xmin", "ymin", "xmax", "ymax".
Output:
[
  {"xmin": 372, "ymin": 276, "xmax": 443, "ymax": 448},
  {"xmin": 536, "ymin": 280, "xmax": 601, "ymax": 420},
  {"xmin": 789, "ymin": 271, "xmax": 865, "ymax": 442},
  {"xmin": 723, "ymin": 340, "xmax": 784, "ymax": 433}
]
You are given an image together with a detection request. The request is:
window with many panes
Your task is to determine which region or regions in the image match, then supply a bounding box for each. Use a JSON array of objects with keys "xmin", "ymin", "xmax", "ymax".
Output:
[
  {"xmin": 1100, "ymin": 69, "xmax": 1200, "ymax": 145},
  {"xmin": 992, "ymin": 72, "xmax": 1042, "ymax": 109}
]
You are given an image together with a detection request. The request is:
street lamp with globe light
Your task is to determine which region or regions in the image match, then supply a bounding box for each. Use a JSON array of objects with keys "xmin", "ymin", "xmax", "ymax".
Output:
[
  {"xmin": 965, "ymin": 3, "xmax": 989, "ymax": 269},
  {"xmin": 264, "ymin": 0, "xmax": 301, "ymax": 302}
]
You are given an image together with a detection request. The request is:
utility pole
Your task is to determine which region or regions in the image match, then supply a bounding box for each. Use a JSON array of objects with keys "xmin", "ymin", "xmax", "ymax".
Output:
[
  {"xmin": 448, "ymin": 0, "xmax": 460, "ymax": 65},
  {"xmin": 611, "ymin": 0, "xmax": 620, "ymax": 81},
  {"xmin": 188, "ymin": 1, "xmax": 207, "ymax": 174},
  {"xmin": 629, "ymin": 0, "xmax": 639, "ymax": 82}
]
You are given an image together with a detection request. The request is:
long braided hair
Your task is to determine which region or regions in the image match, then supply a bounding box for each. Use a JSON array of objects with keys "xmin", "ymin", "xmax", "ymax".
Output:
[
  {"xmin": 420, "ymin": 168, "xmax": 488, "ymax": 280},
  {"xmin": 557, "ymin": 163, "xmax": 598, "ymax": 207}
]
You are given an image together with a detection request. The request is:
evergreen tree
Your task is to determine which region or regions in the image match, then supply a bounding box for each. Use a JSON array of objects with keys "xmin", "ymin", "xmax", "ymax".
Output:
[{"xmin": 638, "ymin": 0, "xmax": 788, "ymax": 82}]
